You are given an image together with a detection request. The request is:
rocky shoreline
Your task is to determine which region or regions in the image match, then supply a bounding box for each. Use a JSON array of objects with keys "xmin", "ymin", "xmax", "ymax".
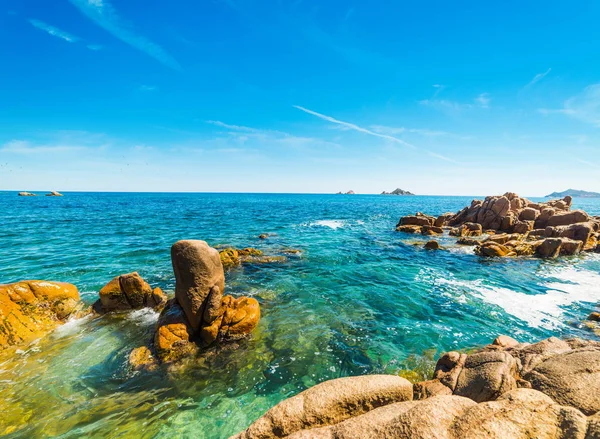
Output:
[
  {"xmin": 231, "ymin": 335, "xmax": 600, "ymax": 438},
  {"xmin": 397, "ymin": 192, "xmax": 600, "ymax": 258}
]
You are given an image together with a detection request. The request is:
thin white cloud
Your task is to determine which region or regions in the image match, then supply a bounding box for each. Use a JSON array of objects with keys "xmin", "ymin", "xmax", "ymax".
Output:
[
  {"xmin": 29, "ymin": 19, "xmax": 80, "ymax": 43},
  {"xmin": 419, "ymin": 93, "xmax": 491, "ymax": 112},
  {"xmin": 139, "ymin": 84, "xmax": 158, "ymax": 92},
  {"xmin": 432, "ymin": 84, "xmax": 445, "ymax": 98},
  {"xmin": 294, "ymin": 105, "xmax": 459, "ymax": 163},
  {"xmin": 69, "ymin": 0, "xmax": 182, "ymax": 71},
  {"xmin": 538, "ymin": 84, "xmax": 600, "ymax": 126},
  {"xmin": 475, "ymin": 93, "xmax": 491, "ymax": 108},
  {"xmin": 576, "ymin": 159, "xmax": 600, "ymax": 169},
  {"xmin": 371, "ymin": 125, "xmax": 472, "ymax": 140},
  {"xmin": 525, "ymin": 68, "xmax": 551, "ymax": 88},
  {"xmin": 86, "ymin": 44, "xmax": 104, "ymax": 51},
  {"xmin": 0, "ymin": 140, "xmax": 86, "ymax": 154},
  {"xmin": 206, "ymin": 120, "xmax": 264, "ymax": 133}
]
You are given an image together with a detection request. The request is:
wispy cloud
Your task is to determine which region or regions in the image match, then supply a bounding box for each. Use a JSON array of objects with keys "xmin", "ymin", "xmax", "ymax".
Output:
[
  {"xmin": 29, "ymin": 19, "xmax": 80, "ymax": 43},
  {"xmin": 525, "ymin": 68, "xmax": 551, "ymax": 88},
  {"xmin": 69, "ymin": 0, "xmax": 182, "ymax": 71},
  {"xmin": 432, "ymin": 84, "xmax": 445, "ymax": 98},
  {"xmin": 86, "ymin": 44, "xmax": 104, "ymax": 51},
  {"xmin": 576, "ymin": 158, "xmax": 600, "ymax": 169},
  {"xmin": 538, "ymin": 84, "xmax": 600, "ymax": 126},
  {"xmin": 370, "ymin": 125, "xmax": 472, "ymax": 140},
  {"xmin": 139, "ymin": 84, "xmax": 158, "ymax": 92},
  {"xmin": 0, "ymin": 140, "xmax": 86, "ymax": 154},
  {"xmin": 419, "ymin": 92, "xmax": 491, "ymax": 113},
  {"xmin": 294, "ymin": 105, "xmax": 459, "ymax": 163}
]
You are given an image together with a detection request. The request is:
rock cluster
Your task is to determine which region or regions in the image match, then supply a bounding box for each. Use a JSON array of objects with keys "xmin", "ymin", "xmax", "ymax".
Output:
[
  {"xmin": 396, "ymin": 193, "xmax": 600, "ymax": 258},
  {"xmin": 231, "ymin": 336, "xmax": 600, "ymax": 438},
  {"xmin": 17, "ymin": 192, "xmax": 36, "ymax": 196},
  {"xmin": 219, "ymin": 247, "xmax": 291, "ymax": 269},
  {"xmin": 92, "ymin": 272, "xmax": 167, "ymax": 313},
  {"xmin": 130, "ymin": 240, "xmax": 261, "ymax": 369},
  {"xmin": 0, "ymin": 281, "xmax": 83, "ymax": 350},
  {"xmin": 382, "ymin": 188, "xmax": 415, "ymax": 195}
]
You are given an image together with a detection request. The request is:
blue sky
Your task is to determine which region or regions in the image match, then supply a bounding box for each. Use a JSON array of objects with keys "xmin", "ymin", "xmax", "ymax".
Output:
[{"xmin": 1, "ymin": 0, "xmax": 599, "ymax": 195}]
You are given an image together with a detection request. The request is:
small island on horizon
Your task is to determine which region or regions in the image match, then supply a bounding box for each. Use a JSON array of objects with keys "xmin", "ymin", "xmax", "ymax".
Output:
[
  {"xmin": 381, "ymin": 188, "xmax": 415, "ymax": 196},
  {"xmin": 545, "ymin": 189, "xmax": 600, "ymax": 198}
]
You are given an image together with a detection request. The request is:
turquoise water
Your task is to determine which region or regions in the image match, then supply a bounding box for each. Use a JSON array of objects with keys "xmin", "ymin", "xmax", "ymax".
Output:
[{"xmin": 1, "ymin": 192, "xmax": 599, "ymax": 438}]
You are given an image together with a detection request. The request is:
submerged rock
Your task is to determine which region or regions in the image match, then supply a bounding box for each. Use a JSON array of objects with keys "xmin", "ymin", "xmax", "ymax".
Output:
[
  {"xmin": 219, "ymin": 247, "xmax": 288, "ymax": 269},
  {"xmin": 93, "ymin": 272, "xmax": 166, "ymax": 313},
  {"xmin": 0, "ymin": 280, "xmax": 82, "ymax": 350},
  {"xmin": 424, "ymin": 240, "xmax": 440, "ymax": 250}
]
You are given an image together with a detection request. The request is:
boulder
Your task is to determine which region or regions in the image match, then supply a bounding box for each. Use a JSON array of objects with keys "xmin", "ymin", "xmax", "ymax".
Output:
[
  {"xmin": 93, "ymin": 272, "xmax": 166, "ymax": 312},
  {"xmin": 232, "ymin": 375, "xmax": 413, "ymax": 439},
  {"xmin": 452, "ymin": 389, "xmax": 588, "ymax": 439},
  {"xmin": 513, "ymin": 220, "xmax": 534, "ymax": 234},
  {"xmin": 434, "ymin": 351, "xmax": 467, "ymax": 391},
  {"xmin": 199, "ymin": 295, "xmax": 260, "ymax": 346},
  {"xmin": 421, "ymin": 225, "xmax": 444, "ymax": 235},
  {"xmin": 153, "ymin": 299, "xmax": 197, "ymax": 363},
  {"xmin": 396, "ymin": 225, "xmax": 422, "ymax": 234},
  {"xmin": 0, "ymin": 280, "xmax": 81, "ymax": 350},
  {"xmin": 587, "ymin": 412, "xmax": 600, "ymax": 439},
  {"xmin": 547, "ymin": 210, "xmax": 590, "ymax": 227},
  {"xmin": 413, "ymin": 379, "xmax": 453, "ymax": 400},
  {"xmin": 453, "ymin": 351, "xmax": 518, "ymax": 403},
  {"xmin": 524, "ymin": 348, "xmax": 600, "ymax": 415},
  {"xmin": 17, "ymin": 192, "xmax": 36, "ymax": 196},
  {"xmin": 536, "ymin": 238, "xmax": 563, "ymax": 258},
  {"xmin": 424, "ymin": 240, "xmax": 440, "ymax": 250},
  {"xmin": 457, "ymin": 237, "xmax": 480, "ymax": 246},
  {"xmin": 171, "ymin": 240, "xmax": 225, "ymax": 332},
  {"xmin": 475, "ymin": 242, "xmax": 515, "ymax": 257},
  {"xmin": 508, "ymin": 337, "xmax": 572, "ymax": 375},
  {"xmin": 45, "ymin": 191, "xmax": 63, "ymax": 196},
  {"xmin": 589, "ymin": 312, "xmax": 600, "ymax": 322},
  {"xmin": 519, "ymin": 207, "xmax": 540, "ymax": 221},
  {"xmin": 397, "ymin": 215, "xmax": 433, "ymax": 227},
  {"xmin": 434, "ymin": 213, "xmax": 454, "ymax": 227},
  {"xmin": 460, "ymin": 223, "xmax": 483, "ymax": 237},
  {"xmin": 129, "ymin": 346, "xmax": 158, "ymax": 371}
]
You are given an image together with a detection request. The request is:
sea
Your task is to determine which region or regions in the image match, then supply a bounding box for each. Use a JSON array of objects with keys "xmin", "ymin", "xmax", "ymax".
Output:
[{"xmin": 1, "ymin": 192, "xmax": 599, "ymax": 438}]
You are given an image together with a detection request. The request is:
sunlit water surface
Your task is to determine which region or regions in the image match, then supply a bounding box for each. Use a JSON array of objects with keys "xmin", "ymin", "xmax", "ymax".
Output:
[{"xmin": 1, "ymin": 192, "xmax": 599, "ymax": 438}]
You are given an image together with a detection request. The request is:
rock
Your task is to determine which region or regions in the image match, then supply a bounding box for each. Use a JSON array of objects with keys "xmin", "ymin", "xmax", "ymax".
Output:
[
  {"xmin": 129, "ymin": 346, "xmax": 158, "ymax": 371},
  {"xmin": 589, "ymin": 312, "xmax": 600, "ymax": 322},
  {"xmin": 171, "ymin": 240, "xmax": 225, "ymax": 332},
  {"xmin": 492, "ymin": 335, "xmax": 519, "ymax": 348},
  {"xmin": 396, "ymin": 225, "xmax": 422, "ymax": 234},
  {"xmin": 513, "ymin": 220, "xmax": 534, "ymax": 234},
  {"xmin": 413, "ymin": 379, "xmax": 453, "ymax": 400},
  {"xmin": 475, "ymin": 242, "xmax": 515, "ymax": 257},
  {"xmin": 398, "ymin": 215, "xmax": 433, "ymax": 227},
  {"xmin": 233, "ymin": 375, "xmax": 413, "ymax": 439},
  {"xmin": 199, "ymin": 295, "xmax": 260, "ymax": 346},
  {"xmin": 0, "ymin": 280, "xmax": 81, "ymax": 350},
  {"xmin": 509, "ymin": 337, "xmax": 572, "ymax": 375},
  {"xmin": 219, "ymin": 247, "xmax": 241, "ymax": 269},
  {"xmin": 153, "ymin": 299, "xmax": 197, "ymax": 363},
  {"xmin": 524, "ymin": 348, "xmax": 600, "ymax": 415},
  {"xmin": 460, "ymin": 222, "xmax": 483, "ymax": 237},
  {"xmin": 536, "ymin": 238, "xmax": 563, "ymax": 258},
  {"xmin": 560, "ymin": 238, "xmax": 583, "ymax": 256},
  {"xmin": 424, "ymin": 240, "xmax": 440, "ymax": 250},
  {"xmin": 434, "ymin": 213, "xmax": 454, "ymax": 227},
  {"xmin": 258, "ymin": 234, "xmax": 268, "ymax": 239},
  {"xmin": 587, "ymin": 412, "xmax": 600, "ymax": 439},
  {"xmin": 453, "ymin": 351, "xmax": 518, "ymax": 403},
  {"xmin": 434, "ymin": 351, "xmax": 467, "ymax": 391},
  {"xmin": 93, "ymin": 272, "xmax": 166, "ymax": 313},
  {"xmin": 547, "ymin": 210, "xmax": 591, "ymax": 227},
  {"xmin": 453, "ymin": 389, "xmax": 588, "ymax": 439},
  {"xmin": 45, "ymin": 191, "xmax": 63, "ymax": 196},
  {"xmin": 457, "ymin": 237, "xmax": 480, "ymax": 246},
  {"xmin": 17, "ymin": 192, "xmax": 36, "ymax": 196},
  {"xmin": 421, "ymin": 225, "xmax": 444, "ymax": 235},
  {"xmin": 519, "ymin": 207, "xmax": 539, "ymax": 221}
]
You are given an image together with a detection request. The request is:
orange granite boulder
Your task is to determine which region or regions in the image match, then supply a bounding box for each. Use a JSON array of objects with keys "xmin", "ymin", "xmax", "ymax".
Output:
[
  {"xmin": 93, "ymin": 272, "xmax": 166, "ymax": 313},
  {"xmin": 0, "ymin": 280, "xmax": 82, "ymax": 351}
]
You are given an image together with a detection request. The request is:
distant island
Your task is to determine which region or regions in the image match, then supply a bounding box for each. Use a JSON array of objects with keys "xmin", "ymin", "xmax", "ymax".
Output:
[
  {"xmin": 381, "ymin": 188, "xmax": 414, "ymax": 196},
  {"xmin": 336, "ymin": 190, "xmax": 355, "ymax": 195},
  {"xmin": 545, "ymin": 189, "xmax": 600, "ymax": 198}
]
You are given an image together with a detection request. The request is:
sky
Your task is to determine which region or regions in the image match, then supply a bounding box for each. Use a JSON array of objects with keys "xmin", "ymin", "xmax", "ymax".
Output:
[{"xmin": 1, "ymin": 0, "xmax": 599, "ymax": 195}]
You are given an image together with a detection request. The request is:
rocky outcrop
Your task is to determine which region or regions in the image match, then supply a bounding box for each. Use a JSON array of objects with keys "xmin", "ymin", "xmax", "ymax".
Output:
[
  {"xmin": 219, "ymin": 247, "xmax": 289, "ymax": 269},
  {"xmin": 382, "ymin": 188, "xmax": 415, "ymax": 195},
  {"xmin": 0, "ymin": 281, "xmax": 83, "ymax": 350},
  {"xmin": 396, "ymin": 193, "xmax": 600, "ymax": 259},
  {"xmin": 45, "ymin": 191, "xmax": 63, "ymax": 196},
  {"xmin": 231, "ymin": 336, "xmax": 600, "ymax": 438},
  {"xmin": 17, "ymin": 192, "xmax": 36, "ymax": 196},
  {"xmin": 130, "ymin": 240, "xmax": 261, "ymax": 368},
  {"xmin": 92, "ymin": 272, "xmax": 167, "ymax": 313}
]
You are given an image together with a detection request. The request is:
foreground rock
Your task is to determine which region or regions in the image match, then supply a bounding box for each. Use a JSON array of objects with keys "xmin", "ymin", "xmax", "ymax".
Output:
[
  {"xmin": 93, "ymin": 272, "xmax": 167, "ymax": 313},
  {"xmin": 232, "ymin": 336, "xmax": 600, "ymax": 438},
  {"xmin": 0, "ymin": 281, "xmax": 83, "ymax": 350},
  {"xmin": 396, "ymin": 192, "xmax": 600, "ymax": 259},
  {"xmin": 130, "ymin": 240, "xmax": 261, "ymax": 369}
]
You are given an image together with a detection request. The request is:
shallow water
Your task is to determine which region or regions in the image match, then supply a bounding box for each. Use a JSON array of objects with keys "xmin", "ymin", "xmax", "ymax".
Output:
[{"xmin": 1, "ymin": 192, "xmax": 599, "ymax": 438}]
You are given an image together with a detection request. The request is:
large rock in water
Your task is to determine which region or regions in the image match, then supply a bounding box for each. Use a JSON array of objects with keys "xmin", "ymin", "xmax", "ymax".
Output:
[
  {"xmin": 171, "ymin": 240, "xmax": 225, "ymax": 331},
  {"xmin": 0, "ymin": 280, "xmax": 81, "ymax": 350},
  {"xmin": 93, "ymin": 272, "xmax": 166, "ymax": 312}
]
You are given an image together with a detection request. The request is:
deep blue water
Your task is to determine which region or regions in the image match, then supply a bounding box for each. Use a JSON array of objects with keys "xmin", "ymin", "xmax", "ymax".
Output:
[{"xmin": 1, "ymin": 192, "xmax": 599, "ymax": 438}]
